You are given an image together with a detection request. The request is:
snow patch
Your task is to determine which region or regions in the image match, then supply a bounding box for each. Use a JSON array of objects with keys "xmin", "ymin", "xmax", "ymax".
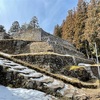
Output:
[{"xmin": 0, "ymin": 85, "xmax": 56, "ymax": 100}]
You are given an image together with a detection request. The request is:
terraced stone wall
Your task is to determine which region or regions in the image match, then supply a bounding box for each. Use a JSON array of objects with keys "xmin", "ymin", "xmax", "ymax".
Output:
[
  {"xmin": 10, "ymin": 28, "xmax": 85, "ymax": 57},
  {"xmin": 0, "ymin": 40, "xmax": 32, "ymax": 54},
  {"xmin": 0, "ymin": 57, "xmax": 91, "ymax": 99},
  {"xmin": 41, "ymin": 35, "xmax": 85, "ymax": 58},
  {"xmin": 12, "ymin": 53, "xmax": 94, "ymax": 73},
  {"xmin": 12, "ymin": 29, "xmax": 41, "ymax": 41},
  {"xmin": 29, "ymin": 42, "xmax": 54, "ymax": 53}
]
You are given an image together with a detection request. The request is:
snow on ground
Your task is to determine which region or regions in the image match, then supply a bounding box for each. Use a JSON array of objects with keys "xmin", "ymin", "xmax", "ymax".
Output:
[{"xmin": 0, "ymin": 85, "xmax": 57, "ymax": 100}]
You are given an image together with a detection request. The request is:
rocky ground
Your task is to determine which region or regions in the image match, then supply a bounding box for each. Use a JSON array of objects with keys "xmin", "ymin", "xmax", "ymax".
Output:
[{"xmin": 82, "ymin": 88, "xmax": 100, "ymax": 100}]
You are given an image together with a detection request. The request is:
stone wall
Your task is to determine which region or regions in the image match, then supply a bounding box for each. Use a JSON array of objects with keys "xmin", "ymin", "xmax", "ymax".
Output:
[
  {"xmin": 0, "ymin": 28, "xmax": 85, "ymax": 59},
  {"xmin": 0, "ymin": 40, "xmax": 54, "ymax": 54},
  {"xmin": 10, "ymin": 28, "xmax": 85, "ymax": 57},
  {"xmin": 12, "ymin": 29, "xmax": 41, "ymax": 41},
  {"xmin": 41, "ymin": 34, "xmax": 85, "ymax": 58},
  {"xmin": 0, "ymin": 38, "xmax": 85, "ymax": 58},
  {"xmin": 0, "ymin": 32, "xmax": 10, "ymax": 39},
  {"xmin": 0, "ymin": 57, "xmax": 66, "ymax": 96},
  {"xmin": 12, "ymin": 53, "xmax": 94, "ymax": 73},
  {"xmin": 29, "ymin": 42, "xmax": 53, "ymax": 53},
  {"xmin": 0, "ymin": 32, "xmax": 5, "ymax": 39},
  {"xmin": 0, "ymin": 40, "xmax": 32, "ymax": 54},
  {"xmin": 40, "ymin": 28, "xmax": 85, "ymax": 57},
  {"xmin": 0, "ymin": 56, "xmax": 92, "ymax": 99}
]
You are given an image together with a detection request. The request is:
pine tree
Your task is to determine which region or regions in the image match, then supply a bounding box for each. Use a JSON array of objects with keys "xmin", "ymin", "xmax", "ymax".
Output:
[
  {"xmin": 53, "ymin": 0, "xmax": 100, "ymax": 58},
  {"xmin": 0, "ymin": 25, "xmax": 5, "ymax": 32},
  {"xmin": 62, "ymin": 10, "xmax": 75, "ymax": 43},
  {"xmin": 84, "ymin": 0, "xmax": 100, "ymax": 56},
  {"xmin": 8, "ymin": 21, "xmax": 20, "ymax": 34},
  {"xmin": 74, "ymin": 0, "xmax": 88, "ymax": 50},
  {"xmin": 29, "ymin": 16, "xmax": 39, "ymax": 29},
  {"xmin": 53, "ymin": 24, "xmax": 62, "ymax": 38}
]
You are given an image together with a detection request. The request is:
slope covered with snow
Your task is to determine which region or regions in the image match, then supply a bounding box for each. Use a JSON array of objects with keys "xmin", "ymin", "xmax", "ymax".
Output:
[{"xmin": 0, "ymin": 85, "xmax": 57, "ymax": 100}]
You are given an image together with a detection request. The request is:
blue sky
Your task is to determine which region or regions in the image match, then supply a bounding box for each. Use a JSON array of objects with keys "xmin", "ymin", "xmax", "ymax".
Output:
[{"xmin": 0, "ymin": 0, "xmax": 78, "ymax": 34}]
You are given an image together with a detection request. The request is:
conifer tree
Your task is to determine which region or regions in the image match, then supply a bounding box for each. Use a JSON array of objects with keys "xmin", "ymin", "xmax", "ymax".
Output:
[
  {"xmin": 74, "ymin": 0, "xmax": 88, "ymax": 50},
  {"xmin": 84, "ymin": 0, "xmax": 100, "ymax": 56},
  {"xmin": 53, "ymin": 0, "xmax": 100, "ymax": 58},
  {"xmin": 62, "ymin": 10, "xmax": 75, "ymax": 43},
  {"xmin": 53, "ymin": 24, "xmax": 62, "ymax": 38}
]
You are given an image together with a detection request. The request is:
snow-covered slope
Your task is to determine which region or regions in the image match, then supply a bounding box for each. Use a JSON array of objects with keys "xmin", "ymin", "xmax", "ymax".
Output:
[{"xmin": 0, "ymin": 85, "xmax": 57, "ymax": 100}]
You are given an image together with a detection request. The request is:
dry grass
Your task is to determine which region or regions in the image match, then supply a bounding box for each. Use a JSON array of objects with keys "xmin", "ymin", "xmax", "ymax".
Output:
[
  {"xmin": 69, "ymin": 66, "xmax": 85, "ymax": 71},
  {"xmin": 0, "ymin": 39, "xmax": 33, "ymax": 42},
  {"xmin": 90, "ymin": 64, "xmax": 100, "ymax": 66},
  {"xmin": 12, "ymin": 52, "xmax": 69, "ymax": 56},
  {"xmin": 12, "ymin": 52, "xmax": 94, "ymax": 62},
  {"xmin": 0, "ymin": 52, "xmax": 98, "ymax": 89}
]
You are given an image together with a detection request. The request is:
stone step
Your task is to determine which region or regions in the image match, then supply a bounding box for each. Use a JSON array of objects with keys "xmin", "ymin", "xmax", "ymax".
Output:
[
  {"xmin": 40, "ymin": 77, "xmax": 54, "ymax": 84},
  {"xmin": 43, "ymin": 80, "xmax": 65, "ymax": 92},
  {"xmin": 4, "ymin": 64, "xmax": 26, "ymax": 70},
  {"xmin": 31, "ymin": 75, "xmax": 54, "ymax": 84},
  {"xmin": 0, "ymin": 57, "xmax": 5, "ymax": 60},
  {"xmin": 8, "ymin": 67, "xmax": 35, "ymax": 74},
  {"xmin": 20, "ymin": 72, "xmax": 43, "ymax": 78},
  {"xmin": 57, "ymin": 84, "xmax": 75, "ymax": 96},
  {"xmin": 4, "ymin": 59, "xmax": 65, "ymax": 95}
]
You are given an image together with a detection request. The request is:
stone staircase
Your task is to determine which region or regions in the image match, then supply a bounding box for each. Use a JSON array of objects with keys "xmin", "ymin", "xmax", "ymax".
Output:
[{"xmin": 0, "ymin": 57, "xmax": 88, "ymax": 99}]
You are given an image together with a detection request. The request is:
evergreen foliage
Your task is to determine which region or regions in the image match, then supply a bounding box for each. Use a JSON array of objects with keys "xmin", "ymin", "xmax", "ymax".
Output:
[
  {"xmin": 53, "ymin": 0, "xmax": 100, "ymax": 58},
  {"xmin": 53, "ymin": 24, "xmax": 62, "ymax": 38}
]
